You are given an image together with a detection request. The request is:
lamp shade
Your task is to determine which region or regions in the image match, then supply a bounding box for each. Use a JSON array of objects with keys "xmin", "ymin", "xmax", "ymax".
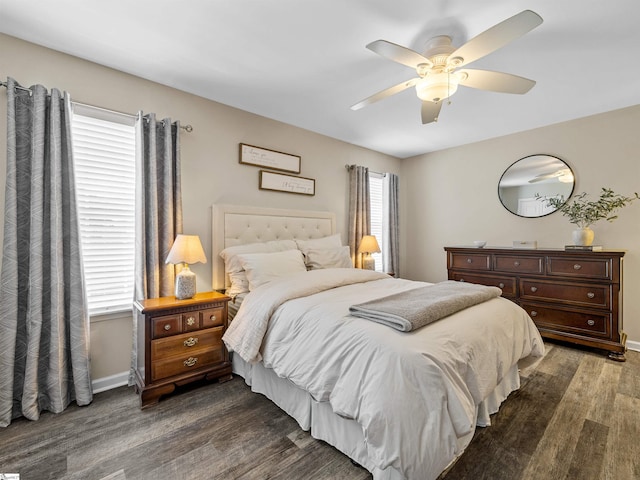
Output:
[
  {"xmin": 358, "ymin": 235, "xmax": 381, "ymax": 254},
  {"xmin": 165, "ymin": 234, "xmax": 207, "ymax": 265}
]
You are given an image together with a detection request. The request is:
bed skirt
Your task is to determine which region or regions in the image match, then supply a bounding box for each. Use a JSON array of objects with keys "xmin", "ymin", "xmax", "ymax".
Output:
[{"xmin": 231, "ymin": 354, "xmax": 521, "ymax": 480}]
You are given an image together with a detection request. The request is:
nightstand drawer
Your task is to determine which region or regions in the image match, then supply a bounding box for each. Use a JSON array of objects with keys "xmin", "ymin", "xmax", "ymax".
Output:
[
  {"xmin": 494, "ymin": 255, "xmax": 544, "ymax": 274},
  {"xmin": 152, "ymin": 314, "xmax": 183, "ymax": 338},
  {"xmin": 151, "ymin": 327, "xmax": 224, "ymax": 359},
  {"xmin": 449, "ymin": 272, "xmax": 516, "ymax": 297},
  {"xmin": 151, "ymin": 346, "xmax": 225, "ymax": 382},
  {"xmin": 449, "ymin": 253, "xmax": 491, "ymax": 271},
  {"xmin": 201, "ymin": 307, "xmax": 225, "ymax": 328},
  {"xmin": 520, "ymin": 279, "xmax": 610, "ymax": 309},
  {"xmin": 521, "ymin": 302, "xmax": 611, "ymax": 338},
  {"xmin": 547, "ymin": 256, "xmax": 612, "ymax": 280}
]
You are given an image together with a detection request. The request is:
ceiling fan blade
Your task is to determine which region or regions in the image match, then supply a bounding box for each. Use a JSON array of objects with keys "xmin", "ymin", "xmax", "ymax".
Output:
[
  {"xmin": 449, "ymin": 10, "xmax": 543, "ymax": 68},
  {"xmin": 528, "ymin": 169, "xmax": 568, "ymax": 183},
  {"xmin": 367, "ymin": 40, "xmax": 433, "ymax": 69},
  {"xmin": 351, "ymin": 78, "xmax": 419, "ymax": 111},
  {"xmin": 421, "ymin": 101, "xmax": 443, "ymax": 124},
  {"xmin": 458, "ymin": 69, "xmax": 536, "ymax": 94}
]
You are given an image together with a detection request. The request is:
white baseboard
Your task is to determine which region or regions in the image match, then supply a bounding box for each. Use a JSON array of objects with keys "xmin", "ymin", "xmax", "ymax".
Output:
[
  {"xmin": 92, "ymin": 371, "xmax": 130, "ymax": 394},
  {"xmin": 626, "ymin": 339, "xmax": 640, "ymax": 352}
]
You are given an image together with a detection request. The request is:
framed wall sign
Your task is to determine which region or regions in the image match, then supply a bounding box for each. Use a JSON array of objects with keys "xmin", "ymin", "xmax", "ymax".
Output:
[
  {"xmin": 259, "ymin": 170, "xmax": 315, "ymax": 196},
  {"xmin": 239, "ymin": 143, "xmax": 301, "ymax": 173}
]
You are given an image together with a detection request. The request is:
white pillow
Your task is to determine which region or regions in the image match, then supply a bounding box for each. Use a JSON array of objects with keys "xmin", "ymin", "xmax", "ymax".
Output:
[
  {"xmin": 237, "ymin": 249, "xmax": 307, "ymax": 291},
  {"xmin": 220, "ymin": 239, "xmax": 297, "ymax": 274},
  {"xmin": 226, "ymin": 271, "xmax": 249, "ymax": 296},
  {"xmin": 305, "ymin": 246, "xmax": 353, "ymax": 270},
  {"xmin": 295, "ymin": 234, "xmax": 342, "ymax": 259}
]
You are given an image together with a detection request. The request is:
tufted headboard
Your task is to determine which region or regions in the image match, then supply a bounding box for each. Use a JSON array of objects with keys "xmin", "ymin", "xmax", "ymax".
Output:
[{"xmin": 212, "ymin": 204, "xmax": 336, "ymax": 290}]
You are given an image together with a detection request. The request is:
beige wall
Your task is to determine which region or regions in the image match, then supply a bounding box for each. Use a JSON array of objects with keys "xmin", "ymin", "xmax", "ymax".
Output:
[
  {"xmin": 0, "ymin": 33, "xmax": 401, "ymax": 382},
  {"xmin": 401, "ymin": 105, "xmax": 640, "ymax": 344}
]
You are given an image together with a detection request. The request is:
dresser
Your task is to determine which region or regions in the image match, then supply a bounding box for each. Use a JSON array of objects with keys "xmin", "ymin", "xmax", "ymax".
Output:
[
  {"xmin": 445, "ymin": 247, "xmax": 626, "ymax": 361},
  {"xmin": 133, "ymin": 291, "xmax": 232, "ymax": 408}
]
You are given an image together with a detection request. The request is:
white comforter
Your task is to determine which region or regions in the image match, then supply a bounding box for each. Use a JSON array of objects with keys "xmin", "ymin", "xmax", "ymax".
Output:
[{"xmin": 223, "ymin": 269, "xmax": 544, "ymax": 480}]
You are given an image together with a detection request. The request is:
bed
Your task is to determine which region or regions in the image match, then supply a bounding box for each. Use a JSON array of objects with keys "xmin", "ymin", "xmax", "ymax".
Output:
[{"xmin": 212, "ymin": 204, "xmax": 544, "ymax": 480}]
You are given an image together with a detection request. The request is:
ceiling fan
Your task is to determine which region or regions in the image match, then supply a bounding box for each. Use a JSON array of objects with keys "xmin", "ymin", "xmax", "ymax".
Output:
[
  {"xmin": 528, "ymin": 168, "xmax": 574, "ymax": 184},
  {"xmin": 351, "ymin": 10, "xmax": 543, "ymax": 124}
]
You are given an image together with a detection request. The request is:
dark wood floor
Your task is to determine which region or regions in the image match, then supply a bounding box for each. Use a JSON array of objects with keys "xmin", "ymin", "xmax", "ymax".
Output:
[{"xmin": 1, "ymin": 342, "xmax": 638, "ymax": 480}]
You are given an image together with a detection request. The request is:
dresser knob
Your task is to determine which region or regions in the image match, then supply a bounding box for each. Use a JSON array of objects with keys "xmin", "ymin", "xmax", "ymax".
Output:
[
  {"xmin": 163, "ymin": 324, "xmax": 171, "ymax": 331},
  {"xmin": 587, "ymin": 292, "xmax": 595, "ymax": 299},
  {"xmin": 466, "ymin": 258, "xmax": 472, "ymax": 264},
  {"xmin": 530, "ymin": 286, "xmax": 538, "ymax": 293},
  {"xmin": 498, "ymin": 283, "xmax": 505, "ymax": 289},
  {"xmin": 184, "ymin": 337, "xmax": 198, "ymax": 347},
  {"xmin": 459, "ymin": 278, "xmax": 465, "ymax": 282},
  {"xmin": 574, "ymin": 264, "xmax": 582, "ymax": 270},
  {"xmin": 183, "ymin": 357, "xmax": 198, "ymax": 367},
  {"xmin": 210, "ymin": 314, "xmax": 217, "ymax": 322},
  {"xmin": 530, "ymin": 310, "xmax": 538, "ymax": 317},
  {"xmin": 514, "ymin": 261, "xmax": 520, "ymax": 267},
  {"xmin": 186, "ymin": 316, "xmax": 196, "ymax": 326},
  {"xmin": 587, "ymin": 319, "xmax": 595, "ymax": 326}
]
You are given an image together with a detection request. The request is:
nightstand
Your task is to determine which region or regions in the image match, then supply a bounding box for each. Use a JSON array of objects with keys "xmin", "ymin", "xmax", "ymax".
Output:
[{"xmin": 133, "ymin": 291, "xmax": 232, "ymax": 408}]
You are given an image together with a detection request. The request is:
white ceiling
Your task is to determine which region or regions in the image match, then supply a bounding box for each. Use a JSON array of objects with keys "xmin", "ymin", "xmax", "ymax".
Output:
[{"xmin": 2, "ymin": 0, "xmax": 640, "ymax": 159}]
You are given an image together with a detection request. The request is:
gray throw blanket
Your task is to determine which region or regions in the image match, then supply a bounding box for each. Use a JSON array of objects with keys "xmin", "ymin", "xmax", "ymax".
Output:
[{"xmin": 349, "ymin": 281, "xmax": 502, "ymax": 332}]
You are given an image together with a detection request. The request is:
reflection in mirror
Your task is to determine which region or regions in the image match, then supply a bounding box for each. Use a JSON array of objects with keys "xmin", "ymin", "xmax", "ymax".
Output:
[{"xmin": 498, "ymin": 155, "xmax": 575, "ymax": 218}]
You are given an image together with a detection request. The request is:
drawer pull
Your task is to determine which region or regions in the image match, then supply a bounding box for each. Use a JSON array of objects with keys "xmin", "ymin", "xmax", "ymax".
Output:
[
  {"xmin": 210, "ymin": 314, "xmax": 217, "ymax": 322},
  {"xmin": 183, "ymin": 337, "xmax": 198, "ymax": 347},
  {"xmin": 183, "ymin": 357, "xmax": 198, "ymax": 367},
  {"xmin": 163, "ymin": 324, "xmax": 171, "ymax": 331},
  {"xmin": 459, "ymin": 278, "xmax": 465, "ymax": 282},
  {"xmin": 466, "ymin": 258, "xmax": 472, "ymax": 264},
  {"xmin": 186, "ymin": 316, "xmax": 196, "ymax": 326},
  {"xmin": 587, "ymin": 292, "xmax": 595, "ymax": 299},
  {"xmin": 530, "ymin": 286, "xmax": 538, "ymax": 293},
  {"xmin": 498, "ymin": 283, "xmax": 505, "ymax": 289},
  {"xmin": 530, "ymin": 310, "xmax": 537, "ymax": 317},
  {"xmin": 587, "ymin": 319, "xmax": 595, "ymax": 326},
  {"xmin": 514, "ymin": 261, "xmax": 520, "ymax": 267},
  {"xmin": 573, "ymin": 264, "xmax": 582, "ymax": 270}
]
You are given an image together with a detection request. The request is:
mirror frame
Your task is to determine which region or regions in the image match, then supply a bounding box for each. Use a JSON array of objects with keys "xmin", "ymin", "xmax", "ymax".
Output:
[{"xmin": 498, "ymin": 154, "xmax": 575, "ymax": 218}]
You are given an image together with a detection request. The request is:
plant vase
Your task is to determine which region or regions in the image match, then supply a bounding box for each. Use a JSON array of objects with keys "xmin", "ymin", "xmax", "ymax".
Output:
[{"xmin": 572, "ymin": 227, "xmax": 594, "ymax": 246}]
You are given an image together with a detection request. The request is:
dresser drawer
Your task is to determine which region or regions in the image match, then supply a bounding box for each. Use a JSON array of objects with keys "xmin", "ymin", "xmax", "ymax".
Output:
[
  {"xmin": 182, "ymin": 311, "xmax": 200, "ymax": 331},
  {"xmin": 152, "ymin": 314, "xmax": 183, "ymax": 338},
  {"xmin": 449, "ymin": 252, "xmax": 490, "ymax": 271},
  {"xmin": 151, "ymin": 346, "xmax": 225, "ymax": 382},
  {"xmin": 494, "ymin": 255, "xmax": 544, "ymax": 274},
  {"xmin": 520, "ymin": 302, "xmax": 611, "ymax": 339},
  {"xmin": 547, "ymin": 256, "xmax": 612, "ymax": 280},
  {"xmin": 520, "ymin": 279, "xmax": 610, "ymax": 309},
  {"xmin": 201, "ymin": 306, "xmax": 225, "ymax": 328},
  {"xmin": 450, "ymin": 272, "xmax": 516, "ymax": 297},
  {"xmin": 151, "ymin": 327, "xmax": 224, "ymax": 359}
]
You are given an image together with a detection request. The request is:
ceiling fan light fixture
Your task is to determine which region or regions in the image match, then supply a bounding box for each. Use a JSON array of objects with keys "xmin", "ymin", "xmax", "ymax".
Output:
[{"xmin": 416, "ymin": 72, "xmax": 459, "ymax": 103}]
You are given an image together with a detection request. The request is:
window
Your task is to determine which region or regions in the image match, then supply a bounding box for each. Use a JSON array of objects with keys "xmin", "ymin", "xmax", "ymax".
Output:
[
  {"xmin": 369, "ymin": 172, "xmax": 384, "ymax": 272},
  {"xmin": 71, "ymin": 104, "xmax": 136, "ymax": 315}
]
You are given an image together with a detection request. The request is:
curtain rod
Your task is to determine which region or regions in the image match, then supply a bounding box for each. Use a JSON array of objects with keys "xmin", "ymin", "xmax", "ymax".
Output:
[
  {"xmin": 1, "ymin": 81, "xmax": 193, "ymax": 132},
  {"xmin": 345, "ymin": 164, "xmax": 384, "ymax": 176}
]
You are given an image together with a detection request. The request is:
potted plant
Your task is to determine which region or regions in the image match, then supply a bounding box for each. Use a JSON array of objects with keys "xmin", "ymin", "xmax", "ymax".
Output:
[{"xmin": 537, "ymin": 187, "xmax": 639, "ymax": 246}]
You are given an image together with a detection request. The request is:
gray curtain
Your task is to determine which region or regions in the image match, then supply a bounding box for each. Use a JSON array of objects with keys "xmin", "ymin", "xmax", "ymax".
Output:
[
  {"xmin": 129, "ymin": 112, "xmax": 183, "ymax": 385},
  {"xmin": 0, "ymin": 78, "xmax": 92, "ymax": 427},
  {"xmin": 348, "ymin": 165, "xmax": 370, "ymax": 269},
  {"xmin": 383, "ymin": 173, "xmax": 400, "ymax": 276}
]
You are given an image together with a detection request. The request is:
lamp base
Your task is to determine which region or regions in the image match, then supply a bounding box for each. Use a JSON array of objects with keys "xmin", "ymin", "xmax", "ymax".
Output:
[
  {"xmin": 175, "ymin": 265, "xmax": 196, "ymax": 300},
  {"xmin": 362, "ymin": 254, "xmax": 375, "ymax": 271}
]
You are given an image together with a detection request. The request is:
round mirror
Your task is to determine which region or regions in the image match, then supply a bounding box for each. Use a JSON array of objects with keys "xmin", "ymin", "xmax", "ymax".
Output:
[{"xmin": 498, "ymin": 154, "xmax": 575, "ymax": 218}]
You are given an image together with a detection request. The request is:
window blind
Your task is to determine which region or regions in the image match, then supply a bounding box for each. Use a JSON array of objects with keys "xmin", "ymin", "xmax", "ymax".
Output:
[
  {"xmin": 369, "ymin": 172, "xmax": 384, "ymax": 272},
  {"xmin": 71, "ymin": 108, "xmax": 136, "ymax": 315}
]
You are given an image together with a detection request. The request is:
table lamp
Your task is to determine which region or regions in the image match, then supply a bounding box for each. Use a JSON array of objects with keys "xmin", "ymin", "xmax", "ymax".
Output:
[
  {"xmin": 165, "ymin": 234, "xmax": 207, "ymax": 299},
  {"xmin": 358, "ymin": 235, "xmax": 381, "ymax": 270}
]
